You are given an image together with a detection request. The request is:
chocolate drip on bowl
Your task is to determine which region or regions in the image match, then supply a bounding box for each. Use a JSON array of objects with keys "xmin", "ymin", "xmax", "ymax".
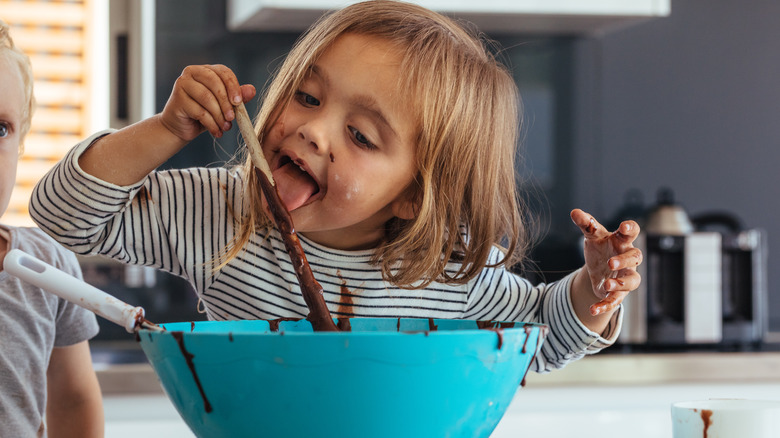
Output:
[{"xmin": 171, "ymin": 331, "xmax": 212, "ymax": 413}]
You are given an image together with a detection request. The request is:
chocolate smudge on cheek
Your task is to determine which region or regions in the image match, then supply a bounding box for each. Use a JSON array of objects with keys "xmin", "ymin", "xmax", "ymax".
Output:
[{"xmin": 171, "ymin": 331, "xmax": 212, "ymax": 413}]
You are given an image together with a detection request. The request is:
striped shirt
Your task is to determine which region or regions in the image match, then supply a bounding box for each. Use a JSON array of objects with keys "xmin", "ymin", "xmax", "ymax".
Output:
[{"xmin": 30, "ymin": 130, "xmax": 621, "ymax": 373}]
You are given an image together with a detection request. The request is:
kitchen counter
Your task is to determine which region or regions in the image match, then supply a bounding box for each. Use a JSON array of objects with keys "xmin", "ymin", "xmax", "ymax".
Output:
[
  {"xmin": 103, "ymin": 381, "xmax": 780, "ymax": 438},
  {"xmin": 98, "ymin": 352, "xmax": 780, "ymax": 438},
  {"xmin": 96, "ymin": 351, "xmax": 780, "ymax": 395},
  {"xmin": 524, "ymin": 351, "xmax": 780, "ymax": 387}
]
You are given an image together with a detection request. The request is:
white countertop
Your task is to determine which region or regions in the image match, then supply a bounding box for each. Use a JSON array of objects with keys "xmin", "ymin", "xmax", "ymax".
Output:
[
  {"xmin": 524, "ymin": 351, "xmax": 780, "ymax": 387},
  {"xmin": 493, "ymin": 381, "xmax": 780, "ymax": 438},
  {"xmin": 103, "ymin": 381, "xmax": 780, "ymax": 438}
]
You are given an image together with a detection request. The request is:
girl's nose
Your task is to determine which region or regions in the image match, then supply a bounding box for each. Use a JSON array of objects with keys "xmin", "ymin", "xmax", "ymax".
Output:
[{"xmin": 297, "ymin": 118, "xmax": 331, "ymax": 154}]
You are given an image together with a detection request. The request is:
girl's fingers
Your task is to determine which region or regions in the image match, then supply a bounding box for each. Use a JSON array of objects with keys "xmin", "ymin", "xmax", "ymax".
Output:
[
  {"xmin": 187, "ymin": 69, "xmax": 232, "ymax": 125},
  {"xmin": 203, "ymin": 64, "xmax": 245, "ymax": 119},
  {"xmin": 571, "ymin": 209, "xmax": 609, "ymax": 239},
  {"xmin": 164, "ymin": 65, "xmax": 254, "ymax": 141},
  {"xmin": 604, "ymin": 269, "xmax": 641, "ymax": 293},
  {"xmin": 570, "ymin": 208, "xmax": 644, "ymax": 316},
  {"xmin": 591, "ymin": 269, "xmax": 639, "ymax": 315},
  {"xmin": 608, "ymin": 247, "xmax": 644, "ymax": 271},
  {"xmin": 185, "ymin": 65, "xmax": 245, "ymax": 126},
  {"xmin": 178, "ymin": 84, "xmax": 224, "ymax": 137},
  {"xmin": 240, "ymin": 84, "xmax": 257, "ymax": 103},
  {"xmin": 590, "ymin": 290, "xmax": 629, "ymax": 316},
  {"xmin": 615, "ymin": 220, "xmax": 641, "ymax": 243}
]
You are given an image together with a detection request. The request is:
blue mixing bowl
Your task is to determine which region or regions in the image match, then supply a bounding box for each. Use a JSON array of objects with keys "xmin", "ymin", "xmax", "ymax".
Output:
[{"xmin": 138, "ymin": 318, "xmax": 547, "ymax": 438}]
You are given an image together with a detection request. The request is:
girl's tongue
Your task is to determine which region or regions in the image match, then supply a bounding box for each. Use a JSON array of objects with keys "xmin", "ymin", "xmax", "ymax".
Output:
[{"xmin": 272, "ymin": 161, "xmax": 319, "ymax": 211}]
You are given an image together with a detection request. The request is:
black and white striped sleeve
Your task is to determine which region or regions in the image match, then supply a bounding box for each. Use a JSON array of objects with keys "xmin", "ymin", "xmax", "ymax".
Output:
[
  {"xmin": 464, "ymin": 249, "xmax": 622, "ymax": 372},
  {"xmin": 29, "ymin": 130, "xmax": 241, "ymax": 290}
]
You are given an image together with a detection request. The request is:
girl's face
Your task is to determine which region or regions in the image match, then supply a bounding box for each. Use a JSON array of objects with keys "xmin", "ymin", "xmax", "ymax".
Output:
[
  {"xmin": 0, "ymin": 56, "xmax": 24, "ymax": 220},
  {"xmin": 264, "ymin": 33, "xmax": 418, "ymax": 250}
]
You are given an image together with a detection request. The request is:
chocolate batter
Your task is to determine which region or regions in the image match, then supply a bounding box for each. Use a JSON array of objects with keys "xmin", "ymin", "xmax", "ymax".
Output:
[{"xmin": 255, "ymin": 168, "xmax": 338, "ymax": 331}]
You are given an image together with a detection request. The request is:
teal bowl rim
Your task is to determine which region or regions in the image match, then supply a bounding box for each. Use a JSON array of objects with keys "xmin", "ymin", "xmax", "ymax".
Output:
[{"xmin": 140, "ymin": 317, "xmax": 549, "ymax": 337}]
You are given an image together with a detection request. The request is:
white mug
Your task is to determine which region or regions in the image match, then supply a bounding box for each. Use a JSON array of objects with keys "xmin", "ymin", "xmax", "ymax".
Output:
[{"xmin": 671, "ymin": 399, "xmax": 780, "ymax": 438}]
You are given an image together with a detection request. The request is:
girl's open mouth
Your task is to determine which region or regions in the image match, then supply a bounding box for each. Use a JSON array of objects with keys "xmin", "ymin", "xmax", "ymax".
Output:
[{"xmin": 272, "ymin": 156, "xmax": 321, "ymax": 211}]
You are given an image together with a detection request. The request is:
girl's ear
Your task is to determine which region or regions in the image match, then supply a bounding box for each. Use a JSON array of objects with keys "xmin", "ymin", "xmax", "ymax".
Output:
[{"xmin": 390, "ymin": 187, "xmax": 420, "ymax": 220}]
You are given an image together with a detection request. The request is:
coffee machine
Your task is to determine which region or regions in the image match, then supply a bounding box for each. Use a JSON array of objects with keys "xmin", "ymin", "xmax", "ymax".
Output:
[{"xmin": 617, "ymin": 190, "xmax": 768, "ymax": 348}]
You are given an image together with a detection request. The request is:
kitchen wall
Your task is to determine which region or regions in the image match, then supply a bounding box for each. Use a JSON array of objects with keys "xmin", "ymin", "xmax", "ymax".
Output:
[
  {"xmin": 564, "ymin": 0, "xmax": 780, "ymax": 332},
  {"xmin": 152, "ymin": 0, "xmax": 780, "ymax": 333}
]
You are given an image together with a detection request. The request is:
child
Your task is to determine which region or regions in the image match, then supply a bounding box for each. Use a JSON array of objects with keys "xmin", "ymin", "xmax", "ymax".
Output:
[
  {"xmin": 0, "ymin": 20, "xmax": 103, "ymax": 438},
  {"xmin": 30, "ymin": 1, "xmax": 641, "ymax": 373}
]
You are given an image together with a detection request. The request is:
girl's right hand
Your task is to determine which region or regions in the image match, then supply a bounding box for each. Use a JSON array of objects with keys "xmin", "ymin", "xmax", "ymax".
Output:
[{"xmin": 160, "ymin": 65, "xmax": 257, "ymax": 142}]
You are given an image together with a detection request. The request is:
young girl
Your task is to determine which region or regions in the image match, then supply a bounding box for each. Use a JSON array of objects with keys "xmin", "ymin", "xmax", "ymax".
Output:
[
  {"xmin": 1, "ymin": 20, "xmax": 103, "ymax": 438},
  {"xmin": 30, "ymin": 1, "xmax": 641, "ymax": 373}
]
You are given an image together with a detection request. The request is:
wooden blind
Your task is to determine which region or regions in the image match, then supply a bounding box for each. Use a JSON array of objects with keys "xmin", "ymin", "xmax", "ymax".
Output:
[{"xmin": 1, "ymin": 0, "xmax": 93, "ymax": 226}]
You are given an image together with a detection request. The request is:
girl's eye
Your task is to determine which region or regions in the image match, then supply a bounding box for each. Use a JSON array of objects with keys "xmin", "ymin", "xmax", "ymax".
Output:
[
  {"xmin": 349, "ymin": 126, "xmax": 377, "ymax": 150},
  {"xmin": 0, "ymin": 123, "xmax": 8, "ymax": 138},
  {"xmin": 295, "ymin": 91, "xmax": 320, "ymax": 107}
]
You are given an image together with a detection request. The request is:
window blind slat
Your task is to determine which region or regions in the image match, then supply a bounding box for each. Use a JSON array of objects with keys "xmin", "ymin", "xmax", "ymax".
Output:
[
  {"xmin": 10, "ymin": 28, "xmax": 84, "ymax": 55},
  {"xmin": 0, "ymin": 2, "xmax": 85, "ymax": 27},
  {"xmin": 30, "ymin": 108, "xmax": 83, "ymax": 134},
  {"xmin": 23, "ymin": 133, "xmax": 82, "ymax": 159},
  {"xmin": 34, "ymin": 81, "xmax": 86, "ymax": 107},
  {"xmin": 28, "ymin": 54, "xmax": 84, "ymax": 79}
]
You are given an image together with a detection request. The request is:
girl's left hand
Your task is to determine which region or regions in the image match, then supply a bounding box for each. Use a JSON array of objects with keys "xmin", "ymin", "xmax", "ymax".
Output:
[{"xmin": 571, "ymin": 208, "xmax": 643, "ymax": 316}]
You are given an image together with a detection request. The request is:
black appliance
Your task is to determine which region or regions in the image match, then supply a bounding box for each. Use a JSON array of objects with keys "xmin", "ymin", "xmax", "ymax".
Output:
[{"xmin": 619, "ymin": 216, "xmax": 767, "ymax": 348}]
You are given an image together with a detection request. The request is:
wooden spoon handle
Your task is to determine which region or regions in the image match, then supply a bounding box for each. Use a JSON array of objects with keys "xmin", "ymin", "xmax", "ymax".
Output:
[{"xmin": 234, "ymin": 102, "xmax": 275, "ymax": 185}]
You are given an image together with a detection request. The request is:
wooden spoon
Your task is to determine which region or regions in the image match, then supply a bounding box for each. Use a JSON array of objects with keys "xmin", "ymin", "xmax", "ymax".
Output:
[{"xmin": 233, "ymin": 103, "xmax": 338, "ymax": 331}]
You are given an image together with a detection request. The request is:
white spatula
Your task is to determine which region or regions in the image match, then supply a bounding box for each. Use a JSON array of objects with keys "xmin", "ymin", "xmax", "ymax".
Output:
[{"xmin": 3, "ymin": 249, "xmax": 162, "ymax": 332}]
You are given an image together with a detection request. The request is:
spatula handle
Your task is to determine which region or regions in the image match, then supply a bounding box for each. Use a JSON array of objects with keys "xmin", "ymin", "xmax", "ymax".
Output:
[{"xmin": 3, "ymin": 249, "xmax": 147, "ymax": 333}]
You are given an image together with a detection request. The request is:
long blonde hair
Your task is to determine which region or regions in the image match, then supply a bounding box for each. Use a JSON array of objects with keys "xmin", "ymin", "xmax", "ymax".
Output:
[
  {"xmin": 0, "ymin": 19, "xmax": 35, "ymax": 151},
  {"xmin": 228, "ymin": 0, "xmax": 527, "ymax": 288}
]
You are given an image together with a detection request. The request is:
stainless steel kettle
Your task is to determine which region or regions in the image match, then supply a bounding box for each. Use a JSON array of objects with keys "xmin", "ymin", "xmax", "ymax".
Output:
[{"xmin": 645, "ymin": 187, "xmax": 694, "ymax": 235}]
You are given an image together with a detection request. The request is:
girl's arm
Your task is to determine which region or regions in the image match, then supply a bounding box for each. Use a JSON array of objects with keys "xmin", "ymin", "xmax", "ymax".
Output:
[
  {"xmin": 79, "ymin": 65, "xmax": 255, "ymax": 186},
  {"xmin": 569, "ymin": 208, "xmax": 643, "ymax": 334},
  {"xmin": 45, "ymin": 341, "xmax": 104, "ymax": 438}
]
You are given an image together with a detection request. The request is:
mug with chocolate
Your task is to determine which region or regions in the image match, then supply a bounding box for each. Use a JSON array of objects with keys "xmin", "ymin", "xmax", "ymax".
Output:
[{"xmin": 672, "ymin": 399, "xmax": 780, "ymax": 438}]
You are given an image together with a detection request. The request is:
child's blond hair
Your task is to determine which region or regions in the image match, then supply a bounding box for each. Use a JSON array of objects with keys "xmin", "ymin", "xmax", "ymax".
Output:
[
  {"xmin": 0, "ymin": 19, "xmax": 36, "ymax": 150},
  {"xmin": 229, "ymin": 0, "xmax": 527, "ymax": 288}
]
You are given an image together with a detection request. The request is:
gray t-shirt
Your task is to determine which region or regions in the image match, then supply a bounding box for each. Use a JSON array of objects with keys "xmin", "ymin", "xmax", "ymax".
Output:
[{"xmin": 0, "ymin": 225, "xmax": 100, "ymax": 438}]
